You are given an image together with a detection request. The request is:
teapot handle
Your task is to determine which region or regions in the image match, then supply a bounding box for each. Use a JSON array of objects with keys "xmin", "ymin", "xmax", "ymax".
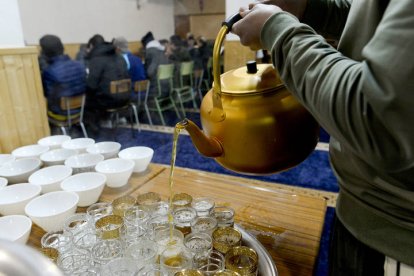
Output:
[{"xmin": 210, "ymin": 13, "xmax": 242, "ymax": 122}]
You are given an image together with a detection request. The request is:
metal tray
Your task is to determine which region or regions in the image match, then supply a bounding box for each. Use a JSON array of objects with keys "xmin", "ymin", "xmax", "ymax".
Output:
[{"xmin": 235, "ymin": 224, "xmax": 278, "ymax": 276}]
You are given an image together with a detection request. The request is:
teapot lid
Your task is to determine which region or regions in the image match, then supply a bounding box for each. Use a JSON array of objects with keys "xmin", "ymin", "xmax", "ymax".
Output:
[{"xmin": 219, "ymin": 62, "xmax": 284, "ymax": 95}]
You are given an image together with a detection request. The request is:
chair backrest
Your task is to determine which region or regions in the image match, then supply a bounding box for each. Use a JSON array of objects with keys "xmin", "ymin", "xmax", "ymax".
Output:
[
  {"xmin": 157, "ymin": 64, "xmax": 175, "ymax": 81},
  {"xmin": 59, "ymin": 94, "xmax": 86, "ymax": 126},
  {"xmin": 156, "ymin": 64, "xmax": 174, "ymax": 97},
  {"xmin": 110, "ymin": 79, "xmax": 132, "ymax": 94},
  {"xmin": 134, "ymin": 79, "xmax": 150, "ymax": 93},
  {"xmin": 179, "ymin": 61, "xmax": 194, "ymax": 88}
]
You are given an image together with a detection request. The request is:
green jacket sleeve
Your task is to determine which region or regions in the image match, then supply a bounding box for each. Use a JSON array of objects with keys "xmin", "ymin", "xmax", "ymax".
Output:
[
  {"xmin": 302, "ymin": 0, "xmax": 351, "ymax": 39},
  {"xmin": 261, "ymin": 0, "xmax": 414, "ymax": 172}
]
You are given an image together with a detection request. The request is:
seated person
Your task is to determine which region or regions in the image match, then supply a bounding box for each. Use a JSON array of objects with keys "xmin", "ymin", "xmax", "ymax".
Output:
[
  {"xmin": 141, "ymin": 31, "xmax": 170, "ymax": 98},
  {"xmin": 84, "ymin": 34, "xmax": 130, "ymax": 131},
  {"xmin": 112, "ymin": 36, "xmax": 146, "ymax": 83},
  {"xmin": 39, "ymin": 34, "xmax": 86, "ymax": 116},
  {"xmin": 166, "ymin": 35, "xmax": 192, "ymax": 88}
]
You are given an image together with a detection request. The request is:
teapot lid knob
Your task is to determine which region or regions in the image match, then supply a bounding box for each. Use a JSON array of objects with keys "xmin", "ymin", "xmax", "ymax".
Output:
[{"xmin": 246, "ymin": 61, "xmax": 258, "ymax": 74}]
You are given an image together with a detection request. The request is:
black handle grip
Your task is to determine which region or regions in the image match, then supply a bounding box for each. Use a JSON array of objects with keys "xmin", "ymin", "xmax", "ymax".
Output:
[{"xmin": 222, "ymin": 13, "xmax": 243, "ymax": 32}]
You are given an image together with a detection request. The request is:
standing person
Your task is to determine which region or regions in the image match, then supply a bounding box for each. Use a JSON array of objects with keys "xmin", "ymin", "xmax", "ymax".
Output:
[
  {"xmin": 85, "ymin": 34, "xmax": 130, "ymax": 132},
  {"xmin": 112, "ymin": 36, "xmax": 146, "ymax": 82},
  {"xmin": 39, "ymin": 35, "xmax": 86, "ymax": 116},
  {"xmin": 231, "ymin": 1, "xmax": 414, "ymax": 275}
]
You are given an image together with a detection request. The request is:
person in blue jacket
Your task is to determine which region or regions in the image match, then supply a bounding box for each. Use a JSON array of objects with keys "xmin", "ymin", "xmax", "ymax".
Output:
[{"xmin": 39, "ymin": 34, "xmax": 86, "ymax": 116}]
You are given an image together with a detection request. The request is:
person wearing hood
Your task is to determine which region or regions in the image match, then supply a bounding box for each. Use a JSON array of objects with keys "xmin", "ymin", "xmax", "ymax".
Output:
[
  {"xmin": 39, "ymin": 34, "xmax": 86, "ymax": 116},
  {"xmin": 141, "ymin": 31, "xmax": 169, "ymax": 95},
  {"xmin": 84, "ymin": 34, "xmax": 130, "ymax": 132}
]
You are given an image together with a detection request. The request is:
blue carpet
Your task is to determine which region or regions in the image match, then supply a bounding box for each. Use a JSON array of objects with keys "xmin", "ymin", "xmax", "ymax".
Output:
[{"xmin": 90, "ymin": 110, "xmax": 337, "ymax": 276}]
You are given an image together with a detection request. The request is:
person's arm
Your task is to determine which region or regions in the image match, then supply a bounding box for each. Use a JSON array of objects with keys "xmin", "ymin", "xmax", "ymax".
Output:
[
  {"xmin": 260, "ymin": 1, "xmax": 414, "ymax": 171},
  {"xmin": 233, "ymin": 2, "xmax": 414, "ymax": 171},
  {"xmin": 255, "ymin": 0, "xmax": 351, "ymax": 39}
]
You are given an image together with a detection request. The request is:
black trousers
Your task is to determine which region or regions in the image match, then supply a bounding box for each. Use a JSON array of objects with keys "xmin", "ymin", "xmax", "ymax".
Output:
[{"xmin": 329, "ymin": 214, "xmax": 385, "ymax": 276}]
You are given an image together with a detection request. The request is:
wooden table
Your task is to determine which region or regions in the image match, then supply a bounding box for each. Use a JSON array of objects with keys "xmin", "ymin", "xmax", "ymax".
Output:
[{"xmin": 28, "ymin": 163, "xmax": 327, "ymax": 276}]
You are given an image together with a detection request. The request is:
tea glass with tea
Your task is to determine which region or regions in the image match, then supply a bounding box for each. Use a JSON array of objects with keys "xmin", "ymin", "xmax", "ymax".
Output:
[
  {"xmin": 198, "ymin": 250, "xmax": 225, "ymax": 275},
  {"xmin": 112, "ymin": 195, "xmax": 136, "ymax": 217},
  {"xmin": 86, "ymin": 202, "xmax": 113, "ymax": 224},
  {"xmin": 160, "ymin": 244, "xmax": 193, "ymax": 275},
  {"xmin": 212, "ymin": 227, "xmax": 242, "ymax": 255}
]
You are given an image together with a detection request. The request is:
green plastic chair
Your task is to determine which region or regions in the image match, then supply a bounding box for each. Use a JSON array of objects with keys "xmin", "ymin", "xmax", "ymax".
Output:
[
  {"xmin": 144, "ymin": 64, "xmax": 181, "ymax": 126},
  {"xmin": 173, "ymin": 61, "xmax": 198, "ymax": 117}
]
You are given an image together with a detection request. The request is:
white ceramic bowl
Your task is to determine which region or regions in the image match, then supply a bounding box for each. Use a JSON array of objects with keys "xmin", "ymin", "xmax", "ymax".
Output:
[
  {"xmin": 0, "ymin": 158, "xmax": 42, "ymax": 184},
  {"xmin": 0, "ymin": 154, "xmax": 15, "ymax": 167},
  {"xmin": 25, "ymin": 191, "xmax": 79, "ymax": 232},
  {"xmin": 60, "ymin": 172, "xmax": 106, "ymax": 207},
  {"xmin": 28, "ymin": 165, "xmax": 73, "ymax": 194},
  {"xmin": 0, "ymin": 215, "xmax": 32, "ymax": 244},
  {"xmin": 95, "ymin": 158, "xmax": 134, "ymax": 188},
  {"xmin": 38, "ymin": 135, "xmax": 72, "ymax": 150},
  {"xmin": 118, "ymin": 146, "xmax": 154, "ymax": 173},
  {"xmin": 86, "ymin": 142, "xmax": 122, "ymax": 159},
  {"xmin": 65, "ymin": 153, "xmax": 104, "ymax": 174},
  {"xmin": 62, "ymin": 138, "xmax": 95, "ymax": 154},
  {"xmin": 0, "ymin": 183, "xmax": 42, "ymax": 216},
  {"xmin": 40, "ymin": 148, "xmax": 77, "ymax": 167},
  {"xmin": 0, "ymin": 177, "xmax": 7, "ymax": 189},
  {"xmin": 12, "ymin": 144, "xmax": 50, "ymax": 159}
]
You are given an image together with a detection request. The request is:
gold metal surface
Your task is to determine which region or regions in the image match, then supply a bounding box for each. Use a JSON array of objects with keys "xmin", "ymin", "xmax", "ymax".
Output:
[
  {"xmin": 225, "ymin": 246, "xmax": 258, "ymax": 276},
  {"xmin": 212, "ymin": 227, "xmax": 242, "ymax": 255}
]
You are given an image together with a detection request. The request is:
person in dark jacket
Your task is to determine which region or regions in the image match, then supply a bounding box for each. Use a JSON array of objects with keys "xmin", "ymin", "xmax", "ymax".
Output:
[
  {"xmin": 85, "ymin": 34, "xmax": 130, "ymax": 109},
  {"xmin": 39, "ymin": 34, "xmax": 86, "ymax": 116},
  {"xmin": 112, "ymin": 36, "xmax": 146, "ymax": 83},
  {"xmin": 84, "ymin": 34, "xmax": 130, "ymax": 132}
]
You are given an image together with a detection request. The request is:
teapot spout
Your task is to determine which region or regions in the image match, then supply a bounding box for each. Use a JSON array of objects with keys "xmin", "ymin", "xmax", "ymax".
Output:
[{"xmin": 178, "ymin": 119, "xmax": 223, "ymax": 158}]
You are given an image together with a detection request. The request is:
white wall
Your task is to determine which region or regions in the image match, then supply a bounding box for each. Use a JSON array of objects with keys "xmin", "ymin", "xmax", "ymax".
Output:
[
  {"xmin": 225, "ymin": 0, "xmax": 250, "ymax": 41},
  {"xmin": 0, "ymin": 0, "xmax": 25, "ymax": 47},
  {"xmin": 17, "ymin": 0, "xmax": 175, "ymax": 44}
]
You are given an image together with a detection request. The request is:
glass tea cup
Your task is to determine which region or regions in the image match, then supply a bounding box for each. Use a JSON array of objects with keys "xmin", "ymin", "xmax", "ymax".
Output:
[
  {"xmin": 154, "ymin": 228, "xmax": 185, "ymax": 256},
  {"xmin": 191, "ymin": 216, "xmax": 218, "ymax": 236},
  {"xmin": 57, "ymin": 248, "xmax": 91, "ymax": 275},
  {"xmin": 92, "ymin": 239, "xmax": 124, "ymax": 265},
  {"xmin": 172, "ymin": 207, "xmax": 197, "ymax": 236},
  {"xmin": 160, "ymin": 244, "xmax": 193, "ymax": 276},
  {"xmin": 191, "ymin": 197, "xmax": 215, "ymax": 217},
  {"xmin": 171, "ymin": 193, "xmax": 193, "ymax": 209},
  {"xmin": 138, "ymin": 263, "xmax": 168, "ymax": 276},
  {"xmin": 136, "ymin": 191, "xmax": 162, "ymax": 213},
  {"xmin": 198, "ymin": 250, "xmax": 225, "ymax": 275},
  {"xmin": 125, "ymin": 238, "xmax": 158, "ymax": 269},
  {"xmin": 174, "ymin": 269, "xmax": 204, "ymax": 276},
  {"xmin": 95, "ymin": 214, "xmax": 125, "ymax": 240},
  {"xmin": 64, "ymin": 213, "xmax": 91, "ymax": 235},
  {"xmin": 101, "ymin": 257, "xmax": 139, "ymax": 276},
  {"xmin": 212, "ymin": 206, "xmax": 235, "ymax": 228},
  {"xmin": 86, "ymin": 202, "xmax": 113, "ymax": 224},
  {"xmin": 41, "ymin": 230, "xmax": 73, "ymax": 254},
  {"xmin": 112, "ymin": 195, "xmax": 136, "ymax": 217},
  {"xmin": 184, "ymin": 232, "xmax": 213, "ymax": 268}
]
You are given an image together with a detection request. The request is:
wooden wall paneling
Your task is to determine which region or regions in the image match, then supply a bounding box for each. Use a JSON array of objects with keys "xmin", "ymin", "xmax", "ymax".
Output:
[
  {"xmin": 174, "ymin": 0, "xmax": 224, "ymax": 15},
  {"xmin": 0, "ymin": 47, "xmax": 50, "ymax": 153},
  {"xmin": 189, "ymin": 14, "xmax": 225, "ymax": 40},
  {"xmin": 223, "ymin": 40, "xmax": 256, "ymax": 72},
  {"xmin": 175, "ymin": 15, "xmax": 191, "ymax": 39}
]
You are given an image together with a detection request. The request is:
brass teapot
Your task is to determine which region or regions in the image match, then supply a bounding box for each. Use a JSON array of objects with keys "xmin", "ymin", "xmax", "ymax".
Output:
[{"xmin": 179, "ymin": 14, "xmax": 319, "ymax": 175}]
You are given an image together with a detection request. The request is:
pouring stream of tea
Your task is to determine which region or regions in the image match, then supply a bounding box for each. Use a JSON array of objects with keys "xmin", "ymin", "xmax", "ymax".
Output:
[{"xmin": 167, "ymin": 121, "xmax": 187, "ymax": 242}]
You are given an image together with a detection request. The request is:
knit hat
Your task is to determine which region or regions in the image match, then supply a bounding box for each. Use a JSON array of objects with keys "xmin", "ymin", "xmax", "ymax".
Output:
[
  {"xmin": 113, "ymin": 36, "xmax": 129, "ymax": 52},
  {"xmin": 39, "ymin": 35, "xmax": 64, "ymax": 58},
  {"xmin": 141, "ymin": 32, "xmax": 154, "ymax": 47}
]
